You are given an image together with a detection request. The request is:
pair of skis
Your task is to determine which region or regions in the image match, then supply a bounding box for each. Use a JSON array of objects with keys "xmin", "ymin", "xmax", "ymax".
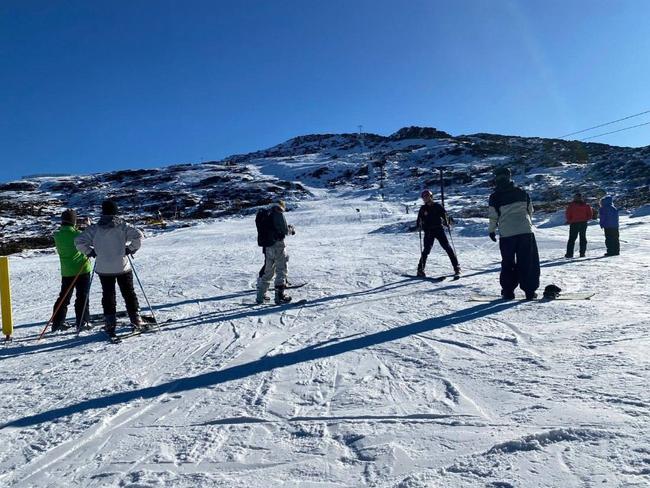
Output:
[{"xmin": 101, "ymin": 315, "xmax": 158, "ymax": 344}]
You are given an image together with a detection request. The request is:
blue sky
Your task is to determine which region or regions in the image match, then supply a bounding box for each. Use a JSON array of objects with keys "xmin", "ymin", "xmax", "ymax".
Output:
[{"xmin": 1, "ymin": 0, "xmax": 649, "ymax": 182}]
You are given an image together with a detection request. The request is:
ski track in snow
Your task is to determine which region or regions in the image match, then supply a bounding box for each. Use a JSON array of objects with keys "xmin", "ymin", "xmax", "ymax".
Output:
[{"xmin": 1, "ymin": 191, "xmax": 649, "ymax": 487}]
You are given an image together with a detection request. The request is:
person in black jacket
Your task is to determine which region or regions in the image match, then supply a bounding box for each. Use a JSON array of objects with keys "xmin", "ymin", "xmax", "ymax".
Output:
[
  {"xmin": 256, "ymin": 201, "xmax": 295, "ymax": 304},
  {"xmin": 416, "ymin": 190, "xmax": 460, "ymax": 277}
]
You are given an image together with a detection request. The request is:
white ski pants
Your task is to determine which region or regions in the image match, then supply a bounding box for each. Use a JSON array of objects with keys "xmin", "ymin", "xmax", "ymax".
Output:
[{"xmin": 257, "ymin": 241, "xmax": 288, "ymax": 293}]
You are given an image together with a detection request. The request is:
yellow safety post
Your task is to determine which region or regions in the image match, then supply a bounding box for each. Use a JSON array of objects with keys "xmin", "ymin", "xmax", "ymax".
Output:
[{"xmin": 0, "ymin": 256, "xmax": 13, "ymax": 340}]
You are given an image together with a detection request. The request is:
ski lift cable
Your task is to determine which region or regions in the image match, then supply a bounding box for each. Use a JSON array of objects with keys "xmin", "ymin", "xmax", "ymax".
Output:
[
  {"xmin": 579, "ymin": 120, "xmax": 650, "ymax": 142},
  {"xmin": 557, "ymin": 109, "xmax": 650, "ymax": 139}
]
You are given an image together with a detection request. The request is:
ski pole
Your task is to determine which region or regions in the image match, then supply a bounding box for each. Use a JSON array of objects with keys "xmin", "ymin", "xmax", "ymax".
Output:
[
  {"xmin": 38, "ymin": 261, "xmax": 88, "ymax": 341},
  {"xmin": 128, "ymin": 255, "xmax": 158, "ymax": 328},
  {"xmin": 76, "ymin": 260, "xmax": 96, "ymax": 335},
  {"xmin": 446, "ymin": 225, "xmax": 458, "ymax": 256},
  {"xmin": 418, "ymin": 228, "xmax": 423, "ymax": 254}
]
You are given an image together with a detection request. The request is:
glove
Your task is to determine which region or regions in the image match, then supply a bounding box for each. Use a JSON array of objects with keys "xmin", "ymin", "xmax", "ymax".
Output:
[
  {"xmin": 87, "ymin": 250, "xmax": 97, "ymax": 258},
  {"xmin": 489, "ymin": 232, "xmax": 497, "ymax": 242},
  {"xmin": 288, "ymin": 224, "xmax": 296, "ymax": 236},
  {"xmin": 125, "ymin": 247, "xmax": 136, "ymax": 256}
]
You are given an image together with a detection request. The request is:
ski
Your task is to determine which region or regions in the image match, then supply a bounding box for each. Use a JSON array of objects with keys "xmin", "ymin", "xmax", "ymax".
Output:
[
  {"xmin": 111, "ymin": 317, "xmax": 172, "ymax": 341},
  {"xmin": 103, "ymin": 329, "xmax": 121, "ymax": 344},
  {"xmin": 87, "ymin": 311, "xmax": 156, "ymax": 324},
  {"xmin": 469, "ymin": 292, "xmax": 595, "ymax": 302}
]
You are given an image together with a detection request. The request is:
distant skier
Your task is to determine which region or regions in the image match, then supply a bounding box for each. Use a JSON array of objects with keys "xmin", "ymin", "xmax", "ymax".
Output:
[
  {"xmin": 564, "ymin": 192, "xmax": 593, "ymax": 258},
  {"xmin": 50, "ymin": 209, "xmax": 92, "ymax": 332},
  {"xmin": 256, "ymin": 200, "xmax": 295, "ymax": 304},
  {"xmin": 416, "ymin": 189, "xmax": 460, "ymax": 277},
  {"xmin": 599, "ymin": 195, "xmax": 620, "ymax": 256},
  {"xmin": 75, "ymin": 200, "xmax": 145, "ymax": 336},
  {"xmin": 488, "ymin": 167, "xmax": 540, "ymax": 300}
]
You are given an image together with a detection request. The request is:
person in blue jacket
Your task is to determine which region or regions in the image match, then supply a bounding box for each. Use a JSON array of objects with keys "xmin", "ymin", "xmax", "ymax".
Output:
[{"xmin": 598, "ymin": 195, "xmax": 619, "ymax": 256}]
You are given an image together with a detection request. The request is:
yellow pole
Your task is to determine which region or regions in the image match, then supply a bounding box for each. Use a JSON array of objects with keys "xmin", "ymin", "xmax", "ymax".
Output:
[{"xmin": 0, "ymin": 256, "xmax": 13, "ymax": 339}]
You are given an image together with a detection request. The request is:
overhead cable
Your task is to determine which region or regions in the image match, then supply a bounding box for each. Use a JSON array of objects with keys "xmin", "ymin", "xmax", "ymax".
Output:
[
  {"xmin": 580, "ymin": 120, "xmax": 650, "ymax": 142},
  {"xmin": 557, "ymin": 109, "xmax": 650, "ymax": 139}
]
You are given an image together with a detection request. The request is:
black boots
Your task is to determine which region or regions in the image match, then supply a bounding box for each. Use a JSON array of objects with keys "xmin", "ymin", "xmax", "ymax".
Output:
[
  {"xmin": 417, "ymin": 256, "xmax": 426, "ymax": 277},
  {"xmin": 275, "ymin": 286, "xmax": 292, "ymax": 304}
]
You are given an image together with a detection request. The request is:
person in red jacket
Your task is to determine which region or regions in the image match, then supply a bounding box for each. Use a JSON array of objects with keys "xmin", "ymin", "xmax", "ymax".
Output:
[{"xmin": 565, "ymin": 193, "xmax": 593, "ymax": 258}]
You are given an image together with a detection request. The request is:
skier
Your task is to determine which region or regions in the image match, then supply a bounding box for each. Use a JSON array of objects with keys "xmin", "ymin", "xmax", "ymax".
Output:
[
  {"xmin": 564, "ymin": 192, "xmax": 593, "ymax": 258},
  {"xmin": 416, "ymin": 189, "xmax": 460, "ymax": 277},
  {"xmin": 599, "ymin": 195, "xmax": 620, "ymax": 256},
  {"xmin": 488, "ymin": 167, "xmax": 540, "ymax": 300},
  {"xmin": 256, "ymin": 200, "xmax": 295, "ymax": 304},
  {"xmin": 75, "ymin": 199, "xmax": 145, "ymax": 336},
  {"xmin": 50, "ymin": 209, "xmax": 92, "ymax": 332}
]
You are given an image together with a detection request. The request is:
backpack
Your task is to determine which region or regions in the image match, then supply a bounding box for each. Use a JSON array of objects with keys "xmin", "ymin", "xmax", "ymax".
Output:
[{"xmin": 255, "ymin": 208, "xmax": 276, "ymax": 247}]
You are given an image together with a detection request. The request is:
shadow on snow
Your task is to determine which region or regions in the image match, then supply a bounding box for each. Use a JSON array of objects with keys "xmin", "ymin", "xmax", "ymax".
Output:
[{"xmin": 2, "ymin": 299, "xmax": 520, "ymax": 429}]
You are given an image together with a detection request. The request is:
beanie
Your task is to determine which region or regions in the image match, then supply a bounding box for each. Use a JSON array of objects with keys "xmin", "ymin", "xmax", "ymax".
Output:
[
  {"xmin": 494, "ymin": 166, "xmax": 511, "ymax": 183},
  {"xmin": 61, "ymin": 209, "xmax": 77, "ymax": 226},
  {"xmin": 101, "ymin": 199, "xmax": 119, "ymax": 216}
]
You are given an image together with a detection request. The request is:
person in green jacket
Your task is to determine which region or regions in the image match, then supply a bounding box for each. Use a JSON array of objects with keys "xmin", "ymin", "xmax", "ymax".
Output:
[{"xmin": 51, "ymin": 209, "xmax": 93, "ymax": 332}]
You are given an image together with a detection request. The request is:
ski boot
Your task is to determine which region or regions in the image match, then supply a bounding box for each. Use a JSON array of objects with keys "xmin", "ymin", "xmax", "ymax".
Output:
[
  {"xmin": 275, "ymin": 286, "xmax": 292, "ymax": 305},
  {"xmin": 453, "ymin": 265, "xmax": 461, "ymax": 276},
  {"xmin": 51, "ymin": 321, "xmax": 70, "ymax": 333},
  {"xmin": 501, "ymin": 290, "xmax": 515, "ymax": 300},
  {"xmin": 130, "ymin": 314, "xmax": 148, "ymax": 332},
  {"xmin": 256, "ymin": 286, "xmax": 270, "ymax": 305},
  {"xmin": 416, "ymin": 255, "xmax": 427, "ymax": 277},
  {"xmin": 75, "ymin": 321, "xmax": 92, "ymax": 333},
  {"xmin": 103, "ymin": 314, "xmax": 117, "ymax": 337}
]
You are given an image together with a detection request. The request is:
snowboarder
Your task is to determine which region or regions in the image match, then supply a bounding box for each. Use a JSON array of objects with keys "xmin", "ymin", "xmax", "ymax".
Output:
[
  {"xmin": 488, "ymin": 167, "xmax": 540, "ymax": 300},
  {"xmin": 50, "ymin": 209, "xmax": 93, "ymax": 332},
  {"xmin": 75, "ymin": 199, "xmax": 145, "ymax": 336},
  {"xmin": 564, "ymin": 192, "xmax": 593, "ymax": 258},
  {"xmin": 256, "ymin": 200, "xmax": 295, "ymax": 304},
  {"xmin": 415, "ymin": 189, "xmax": 460, "ymax": 277},
  {"xmin": 599, "ymin": 195, "xmax": 620, "ymax": 256}
]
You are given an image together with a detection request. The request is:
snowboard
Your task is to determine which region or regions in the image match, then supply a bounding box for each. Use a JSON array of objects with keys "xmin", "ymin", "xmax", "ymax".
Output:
[
  {"xmin": 401, "ymin": 274, "xmax": 454, "ymax": 283},
  {"xmin": 469, "ymin": 292, "xmax": 595, "ymax": 302},
  {"xmin": 242, "ymin": 298, "xmax": 308, "ymax": 308},
  {"xmin": 271, "ymin": 282, "xmax": 307, "ymax": 290}
]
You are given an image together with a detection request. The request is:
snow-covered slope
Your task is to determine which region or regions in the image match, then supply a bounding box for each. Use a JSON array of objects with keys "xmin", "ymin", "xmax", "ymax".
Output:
[
  {"xmin": 1, "ymin": 189, "xmax": 649, "ymax": 487},
  {"xmin": 2, "ymin": 126, "xmax": 649, "ymax": 255}
]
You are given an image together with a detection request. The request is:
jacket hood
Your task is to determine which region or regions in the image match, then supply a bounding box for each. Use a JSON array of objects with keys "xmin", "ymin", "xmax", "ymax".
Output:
[
  {"xmin": 600, "ymin": 196, "xmax": 614, "ymax": 207},
  {"xmin": 495, "ymin": 180, "xmax": 515, "ymax": 191},
  {"xmin": 98, "ymin": 215, "xmax": 121, "ymax": 228}
]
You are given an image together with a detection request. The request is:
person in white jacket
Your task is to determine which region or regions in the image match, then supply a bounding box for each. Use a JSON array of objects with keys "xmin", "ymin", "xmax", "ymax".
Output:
[{"xmin": 75, "ymin": 200, "xmax": 144, "ymax": 336}]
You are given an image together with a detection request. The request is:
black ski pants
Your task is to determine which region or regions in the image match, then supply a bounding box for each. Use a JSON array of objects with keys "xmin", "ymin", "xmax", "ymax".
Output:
[
  {"xmin": 566, "ymin": 222, "xmax": 588, "ymax": 257},
  {"xmin": 604, "ymin": 228, "xmax": 620, "ymax": 255},
  {"xmin": 499, "ymin": 233, "xmax": 540, "ymax": 295},
  {"xmin": 99, "ymin": 272, "xmax": 140, "ymax": 320},
  {"xmin": 52, "ymin": 273, "xmax": 91, "ymax": 327},
  {"xmin": 418, "ymin": 227, "xmax": 459, "ymax": 270}
]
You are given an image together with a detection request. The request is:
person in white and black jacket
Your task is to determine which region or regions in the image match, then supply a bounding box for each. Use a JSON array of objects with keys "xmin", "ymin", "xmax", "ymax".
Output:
[
  {"xmin": 75, "ymin": 199, "xmax": 144, "ymax": 335},
  {"xmin": 488, "ymin": 167, "xmax": 540, "ymax": 300}
]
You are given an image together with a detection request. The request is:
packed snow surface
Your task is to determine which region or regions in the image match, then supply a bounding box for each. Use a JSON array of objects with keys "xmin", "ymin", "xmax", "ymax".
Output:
[{"xmin": 1, "ymin": 189, "xmax": 649, "ymax": 487}]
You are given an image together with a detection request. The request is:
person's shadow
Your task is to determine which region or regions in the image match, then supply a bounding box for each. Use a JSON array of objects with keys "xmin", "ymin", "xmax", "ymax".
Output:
[{"xmin": 2, "ymin": 299, "xmax": 521, "ymax": 429}]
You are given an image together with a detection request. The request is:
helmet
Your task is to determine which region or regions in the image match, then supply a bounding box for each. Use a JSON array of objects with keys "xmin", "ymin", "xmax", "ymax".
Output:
[{"xmin": 420, "ymin": 189, "xmax": 433, "ymax": 199}]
